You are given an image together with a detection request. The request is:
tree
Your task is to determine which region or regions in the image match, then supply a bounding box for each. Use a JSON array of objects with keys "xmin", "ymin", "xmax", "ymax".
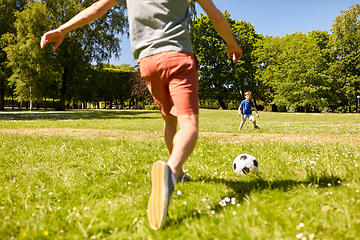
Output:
[
  {"xmin": 255, "ymin": 33, "xmax": 330, "ymax": 111},
  {"xmin": 330, "ymin": 3, "xmax": 360, "ymax": 112},
  {"xmin": 4, "ymin": 0, "xmax": 129, "ymax": 110},
  {"xmin": 230, "ymin": 18, "xmax": 264, "ymax": 106},
  {"xmin": 253, "ymin": 35, "xmax": 283, "ymax": 111},
  {"xmin": 0, "ymin": 0, "xmax": 27, "ymax": 110},
  {"xmin": 92, "ymin": 67, "xmax": 132, "ymax": 108},
  {"xmin": 191, "ymin": 11, "xmax": 262, "ymax": 109},
  {"xmin": 129, "ymin": 65, "xmax": 152, "ymax": 108},
  {"xmin": 3, "ymin": 1, "xmax": 59, "ymax": 110}
]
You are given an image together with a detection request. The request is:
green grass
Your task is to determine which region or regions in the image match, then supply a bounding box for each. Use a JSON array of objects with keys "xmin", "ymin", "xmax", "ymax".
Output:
[{"xmin": 1, "ymin": 109, "xmax": 360, "ymax": 239}]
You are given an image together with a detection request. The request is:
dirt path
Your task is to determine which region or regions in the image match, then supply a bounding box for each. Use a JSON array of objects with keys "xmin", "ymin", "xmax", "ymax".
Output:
[{"xmin": 1, "ymin": 128, "xmax": 359, "ymax": 145}]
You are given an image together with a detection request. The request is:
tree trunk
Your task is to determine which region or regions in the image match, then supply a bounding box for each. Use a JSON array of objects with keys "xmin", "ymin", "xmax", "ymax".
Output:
[
  {"xmin": 11, "ymin": 92, "xmax": 14, "ymax": 109},
  {"xmin": 272, "ymin": 104, "xmax": 278, "ymax": 112},
  {"xmin": 252, "ymin": 94, "xmax": 257, "ymax": 108},
  {"xmin": 348, "ymin": 100, "xmax": 352, "ymax": 113},
  {"xmin": 217, "ymin": 98, "xmax": 227, "ymax": 110},
  {"xmin": 58, "ymin": 70, "xmax": 70, "ymax": 111},
  {"xmin": 0, "ymin": 86, "xmax": 4, "ymax": 111},
  {"xmin": 29, "ymin": 87, "xmax": 33, "ymax": 111}
]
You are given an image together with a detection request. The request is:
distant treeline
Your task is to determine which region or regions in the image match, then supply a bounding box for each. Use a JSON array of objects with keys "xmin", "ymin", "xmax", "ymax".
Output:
[{"xmin": 1, "ymin": 1, "xmax": 359, "ymax": 112}]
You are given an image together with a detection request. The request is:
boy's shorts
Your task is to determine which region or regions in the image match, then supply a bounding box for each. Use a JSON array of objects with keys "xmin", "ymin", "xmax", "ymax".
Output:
[
  {"xmin": 242, "ymin": 114, "xmax": 255, "ymax": 122},
  {"xmin": 139, "ymin": 51, "xmax": 199, "ymax": 116}
]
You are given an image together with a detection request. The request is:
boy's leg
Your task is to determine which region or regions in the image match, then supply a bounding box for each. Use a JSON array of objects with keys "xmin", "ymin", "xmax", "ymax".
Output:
[
  {"xmin": 239, "ymin": 114, "xmax": 247, "ymax": 130},
  {"xmin": 239, "ymin": 120, "xmax": 246, "ymax": 130},
  {"xmin": 249, "ymin": 114, "xmax": 259, "ymax": 129},
  {"xmin": 252, "ymin": 120, "xmax": 257, "ymax": 127}
]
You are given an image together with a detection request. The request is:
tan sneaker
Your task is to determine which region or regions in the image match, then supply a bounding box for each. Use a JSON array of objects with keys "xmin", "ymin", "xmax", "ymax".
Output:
[{"xmin": 148, "ymin": 161, "xmax": 175, "ymax": 230}]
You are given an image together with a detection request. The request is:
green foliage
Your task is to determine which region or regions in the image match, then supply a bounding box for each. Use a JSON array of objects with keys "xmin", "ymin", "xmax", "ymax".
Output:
[
  {"xmin": 1, "ymin": 2, "xmax": 359, "ymax": 113},
  {"xmin": 255, "ymin": 33, "xmax": 331, "ymax": 110},
  {"xmin": 330, "ymin": 3, "xmax": 360, "ymax": 112},
  {"xmin": 2, "ymin": 0, "xmax": 129, "ymax": 110},
  {"xmin": 0, "ymin": 0, "xmax": 27, "ymax": 110},
  {"xmin": 3, "ymin": 1, "xmax": 58, "ymax": 108},
  {"xmin": 191, "ymin": 3, "xmax": 359, "ymax": 113},
  {"xmin": 129, "ymin": 66, "xmax": 152, "ymax": 108},
  {"xmin": 94, "ymin": 67, "xmax": 133, "ymax": 107},
  {"xmin": 66, "ymin": 65, "xmax": 134, "ymax": 108},
  {"xmin": 191, "ymin": 11, "xmax": 263, "ymax": 109},
  {"xmin": 102, "ymin": 63, "xmax": 135, "ymax": 71}
]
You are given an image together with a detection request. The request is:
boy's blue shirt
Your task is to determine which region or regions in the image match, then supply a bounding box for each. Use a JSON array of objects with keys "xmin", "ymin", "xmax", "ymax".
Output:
[{"xmin": 240, "ymin": 100, "xmax": 254, "ymax": 115}]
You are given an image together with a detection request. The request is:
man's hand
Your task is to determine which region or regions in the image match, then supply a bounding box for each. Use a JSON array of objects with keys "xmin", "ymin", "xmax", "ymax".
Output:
[
  {"xmin": 40, "ymin": 29, "xmax": 65, "ymax": 51},
  {"xmin": 196, "ymin": 0, "xmax": 243, "ymax": 63},
  {"xmin": 227, "ymin": 45, "xmax": 243, "ymax": 63}
]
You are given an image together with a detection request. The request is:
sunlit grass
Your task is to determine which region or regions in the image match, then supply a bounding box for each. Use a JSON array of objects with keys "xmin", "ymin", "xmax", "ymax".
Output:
[
  {"xmin": 1, "ymin": 109, "xmax": 359, "ymax": 134},
  {"xmin": 0, "ymin": 109, "xmax": 359, "ymax": 239}
]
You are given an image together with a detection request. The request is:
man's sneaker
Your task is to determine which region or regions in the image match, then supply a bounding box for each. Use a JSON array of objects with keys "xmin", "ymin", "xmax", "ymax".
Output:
[
  {"xmin": 176, "ymin": 174, "xmax": 191, "ymax": 183},
  {"xmin": 148, "ymin": 161, "xmax": 175, "ymax": 230},
  {"xmin": 254, "ymin": 126, "xmax": 260, "ymax": 129}
]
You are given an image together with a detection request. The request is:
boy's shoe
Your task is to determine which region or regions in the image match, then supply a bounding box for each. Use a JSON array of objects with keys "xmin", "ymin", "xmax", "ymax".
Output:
[
  {"xmin": 148, "ymin": 161, "xmax": 175, "ymax": 230},
  {"xmin": 176, "ymin": 174, "xmax": 191, "ymax": 183},
  {"xmin": 254, "ymin": 126, "xmax": 260, "ymax": 129}
]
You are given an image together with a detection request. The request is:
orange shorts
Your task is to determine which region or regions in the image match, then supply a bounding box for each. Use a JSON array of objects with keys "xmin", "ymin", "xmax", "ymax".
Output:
[{"xmin": 139, "ymin": 51, "xmax": 199, "ymax": 116}]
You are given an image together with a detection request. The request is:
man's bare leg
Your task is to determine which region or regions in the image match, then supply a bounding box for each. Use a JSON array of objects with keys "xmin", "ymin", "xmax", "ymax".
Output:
[
  {"xmin": 164, "ymin": 114, "xmax": 198, "ymax": 179},
  {"xmin": 163, "ymin": 115, "xmax": 177, "ymax": 153}
]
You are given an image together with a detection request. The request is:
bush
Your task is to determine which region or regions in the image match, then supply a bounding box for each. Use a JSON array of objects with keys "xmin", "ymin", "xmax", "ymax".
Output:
[
  {"xmin": 286, "ymin": 106, "xmax": 297, "ymax": 113},
  {"xmin": 144, "ymin": 102, "xmax": 158, "ymax": 110},
  {"xmin": 334, "ymin": 106, "xmax": 346, "ymax": 113},
  {"xmin": 320, "ymin": 107, "xmax": 333, "ymax": 113}
]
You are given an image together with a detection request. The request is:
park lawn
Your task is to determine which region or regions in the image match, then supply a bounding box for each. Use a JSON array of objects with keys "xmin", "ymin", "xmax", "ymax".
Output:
[{"xmin": 0, "ymin": 109, "xmax": 360, "ymax": 239}]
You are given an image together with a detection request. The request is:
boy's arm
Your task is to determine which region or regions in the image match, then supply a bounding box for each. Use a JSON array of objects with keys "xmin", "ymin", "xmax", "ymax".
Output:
[
  {"xmin": 40, "ymin": 0, "xmax": 119, "ymax": 51},
  {"xmin": 238, "ymin": 105, "xmax": 242, "ymax": 116},
  {"xmin": 254, "ymin": 107, "xmax": 259, "ymax": 118},
  {"xmin": 196, "ymin": 0, "xmax": 243, "ymax": 63}
]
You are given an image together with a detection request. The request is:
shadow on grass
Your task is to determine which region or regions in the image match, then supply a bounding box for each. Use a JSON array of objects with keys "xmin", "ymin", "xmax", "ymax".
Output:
[
  {"xmin": 166, "ymin": 173, "xmax": 342, "ymax": 228},
  {"xmin": 0, "ymin": 109, "xmax": 160, "ymax": 121}
]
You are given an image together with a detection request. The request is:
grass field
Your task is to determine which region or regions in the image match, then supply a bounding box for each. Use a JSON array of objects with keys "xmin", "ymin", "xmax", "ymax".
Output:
[{"xmin": 1, "ymin": 109, "xmax": 360, "ymax": 239}]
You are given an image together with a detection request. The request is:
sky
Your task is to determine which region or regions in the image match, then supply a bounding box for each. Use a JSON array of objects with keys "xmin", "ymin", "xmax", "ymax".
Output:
[{"xmin": 109, "ymin": 0, "xmax": 358, "ymax": 66}]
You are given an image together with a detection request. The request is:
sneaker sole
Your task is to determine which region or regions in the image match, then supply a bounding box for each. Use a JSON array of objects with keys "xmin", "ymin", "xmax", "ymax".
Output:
[{"xmin": 148, "ymin": 161, "xmax": 172, "ymax": 230}]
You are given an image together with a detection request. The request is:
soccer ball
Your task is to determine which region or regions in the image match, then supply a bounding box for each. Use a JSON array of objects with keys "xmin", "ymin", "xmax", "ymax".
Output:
[{"xmin": 232, "ymin": 154, "xmax": 259, "ymax": 175}]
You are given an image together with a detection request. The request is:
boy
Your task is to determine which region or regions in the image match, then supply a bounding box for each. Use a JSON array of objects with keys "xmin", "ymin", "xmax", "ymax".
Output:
[
  {"xmin": 40, "ymin": 0, "xmax": 243, "ymax": 230},
  {"xmin": 238, "ymin": 91, "xmax": 260, "ymax": 130}
]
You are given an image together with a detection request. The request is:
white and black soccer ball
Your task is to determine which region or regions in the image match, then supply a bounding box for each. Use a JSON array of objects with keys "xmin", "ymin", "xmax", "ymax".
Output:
[{"xmin": 232, "ymin": 154, "xmax": 259, "ymax": 175}]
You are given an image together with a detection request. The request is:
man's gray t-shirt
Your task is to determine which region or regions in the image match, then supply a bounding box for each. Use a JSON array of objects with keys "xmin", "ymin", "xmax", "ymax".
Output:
[{"xmin": 116, "ymin": 0, "xmax": 193, "ymax": 62}]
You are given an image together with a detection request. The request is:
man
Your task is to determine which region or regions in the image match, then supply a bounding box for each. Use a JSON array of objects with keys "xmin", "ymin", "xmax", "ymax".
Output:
[{"xmin": 40, "ymin": 0, "xmax": 242, "ymax": 230}]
